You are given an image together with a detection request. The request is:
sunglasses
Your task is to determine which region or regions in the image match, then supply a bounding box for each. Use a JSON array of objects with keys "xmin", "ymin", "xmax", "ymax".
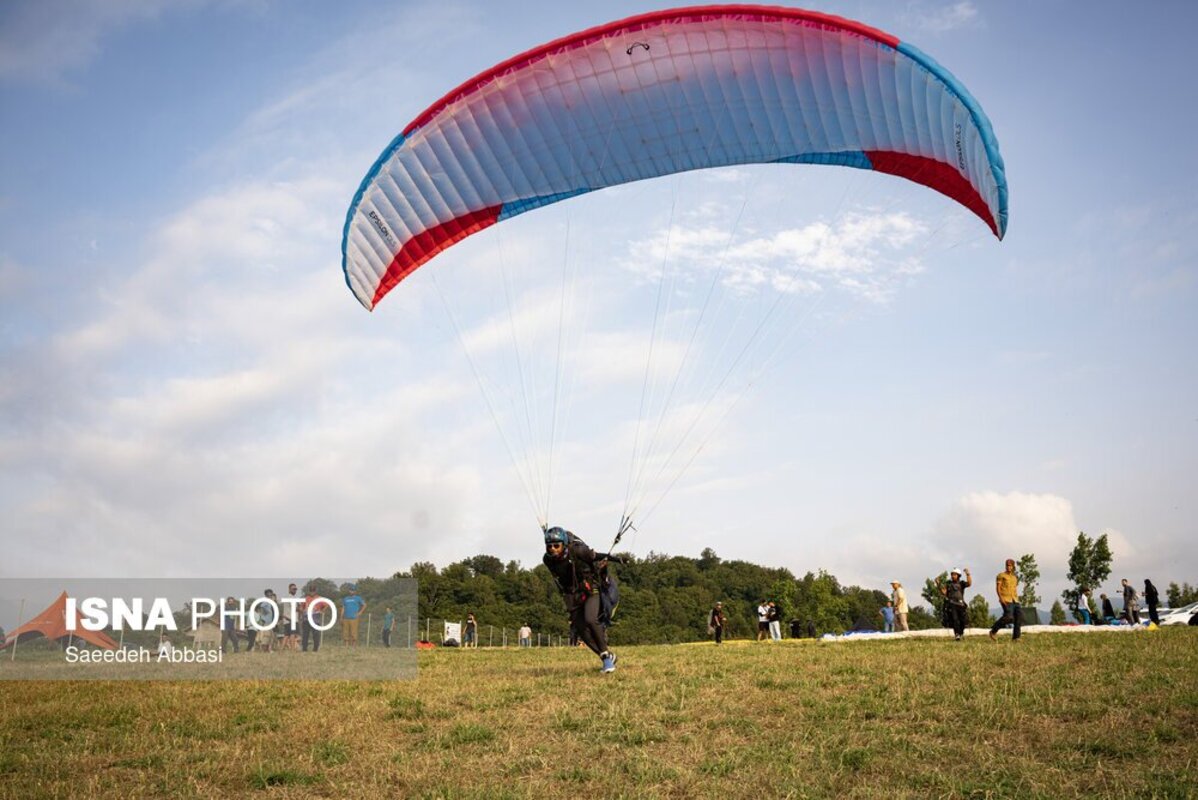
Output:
[{"xmin": 546, "ymin": 542, "xmax": 564, "ymax": 550}]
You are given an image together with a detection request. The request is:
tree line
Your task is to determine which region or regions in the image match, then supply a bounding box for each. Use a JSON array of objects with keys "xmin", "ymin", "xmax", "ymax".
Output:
[
  {"xmin": 363, "ymin": 548, "xmax": 946, "ymax": 645},
  {"xmin": 297, "ymin": 531, "xmax": 1192, "ymax": 646}
]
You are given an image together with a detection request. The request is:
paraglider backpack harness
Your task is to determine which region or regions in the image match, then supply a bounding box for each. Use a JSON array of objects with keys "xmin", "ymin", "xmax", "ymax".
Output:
[{"xmin": 553, "ymin": 533, "xmax": 620, "ymax": 628}]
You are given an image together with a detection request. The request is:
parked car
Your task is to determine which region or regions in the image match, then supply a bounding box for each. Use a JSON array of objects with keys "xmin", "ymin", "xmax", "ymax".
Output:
[{"xmin": 1156, "ymin": 601, "xmax": 1198, "ymax": 626}]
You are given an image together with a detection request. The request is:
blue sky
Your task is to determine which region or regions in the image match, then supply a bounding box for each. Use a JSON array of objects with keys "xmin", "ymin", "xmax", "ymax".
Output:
[{"xmin": 1, "ymin": 0, "xmax": 1195, "ymax": 610}]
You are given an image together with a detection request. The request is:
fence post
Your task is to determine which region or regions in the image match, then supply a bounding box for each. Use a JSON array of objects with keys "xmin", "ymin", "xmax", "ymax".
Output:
[
  {"xmin": 488, "ymin": 625, "xmax": 493, "ymax": 648},
  {"xmin": 9, "ymin": 598, "xmax": 25, "ymax": 661},
  {"xmin": 366, "ymin": 613, "xmax": 372, "ymax": 647},
  {"xmin": 425, "ymin": 617, "xmax": 430, "ymax": 642}
]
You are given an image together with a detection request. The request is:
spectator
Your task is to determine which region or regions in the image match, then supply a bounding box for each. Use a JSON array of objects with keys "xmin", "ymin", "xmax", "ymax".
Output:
[
  {"xmin": 341, "ymin": 585, "xmax": 366, "ymax": 647},
  {"xmin": 767, "ymin": 601, "xmax": 782, "ymax": 641},
  {"xmin": 382, "ymin": 606, "xmax": 395, "ymax": 647},
  {"xmin": 988, "ymin": 558, "xmax": 1022, "ymax": 642},
  {"xmin": 254, "ymin": 590, "xmax": 278, "ymax": 652},
  {"xmin": 464, "ymin": 612, "xmax": 478, "ymax": 648},
  {"xmin": 709, "ymin": 602, "xmax": 727, "ymax": 645},
  {"xmin": 1100, "ymin": 593, "xmax": 1116, "ymax": 623},
  {"xmin": 756, "ymin": 601, "xmax": 769, "ymax": 641},
  {"xmin": 282, "ymin": 583, "xmax": 301, "ymax": 651},
  {"xmin": 1143, "ymin": 579, "xmax": 1161, "ymax": 626},
  {"xmin": 1121, "ymin": 579, "xmax": 1140, "ymax": 625},
  {"xmin": 302, "ymin": 584, "xmax": 325, "ymax": 652},
  {"xmin": 938, "ymin": 567, "xmax": 972, "ymax": 640},
  {"xmin": 890, "ymin": 581, "xmax": 909, "ymax": 632},
  {"xmin": 880, "ymin": 601, "xmax": 895, "ymax": 633},
  {"xmin": 805, "ymin": 619, "xmax": 817, "ymax": 639},
  {"xmin": 157, "ymin": 632, "xmax": 174, "ymax": 658},
  {"xmin": 1076, "ymin": 587, "xmax": 1092, "ymax": 625},
  {"xmin": 518, "ymin": 624, "xmax": 532, "ymax": 648},
  {"xmin": 220, "ymin": 597, "xmax": 240, "ymax": 654}
]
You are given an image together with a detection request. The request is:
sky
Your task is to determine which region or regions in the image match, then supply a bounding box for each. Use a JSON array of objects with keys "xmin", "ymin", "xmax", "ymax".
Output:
[{"xmin": 1, "ymin": 0, "xmax": 1195, "ymax": 611}]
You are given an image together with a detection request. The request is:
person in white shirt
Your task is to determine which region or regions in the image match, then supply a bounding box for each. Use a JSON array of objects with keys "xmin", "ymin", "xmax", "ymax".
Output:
[
  {"xmin": 757, "ymin": 602, "xmax": 769, "ymax": 641},
  {"xmin": 518, "ymin": 624, "xmax": 532, "ymax": 648},
  {"xmin": 890, "ymin": 580, "xmax": 909, "ymax": 632}
]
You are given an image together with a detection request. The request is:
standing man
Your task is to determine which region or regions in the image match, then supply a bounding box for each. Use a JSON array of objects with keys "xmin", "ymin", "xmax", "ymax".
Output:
[
  {"xmin": 756, "ymin": 601, "xmax": 769, "ymax": 641},
  {"xmin": 220, "ymin": 597, "xmax": 241, "ymax": 654},
  {"xmin": 1120, "ymin": 579, "xmax": 1140, "ymax": 625},
  {"xmin": 341, "ymin": 584, "xmax": 366, "ymax": 647},
  {"xmin": 518, "ymin": 623, "xmax": 532, "ymax": 648},
  {"xmin": 938, "ymin": 568, "xmax": 972, "ymax": 640},
  {"xmin": 464, "ymin": 612, "xmax": 478, "ymax": 648},
  {"xmin": 382, "ymin": 606, "xmax": 394, "ymax": 648},
  {"xmin": 890, "ymin": 581, "xmax": 909, "ymax": 632},
  {"xmin": 302, "ymin": 583, "xmax": 324, "ymax": 652},
  {"xmin": 710, "ymin": 602, "xmax": 727, "ymax": 645},
  {"xmin": 988, "ymin": 559, "xmax": 1022, "ymax": 642},
  {"xmin": 767, "ymin": 601, "xmax": 782, "ymax": 641}
]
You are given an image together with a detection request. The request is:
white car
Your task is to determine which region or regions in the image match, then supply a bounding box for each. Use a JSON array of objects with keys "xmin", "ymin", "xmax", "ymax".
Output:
[{"xmin": 1156, "ymin": 601, "xmax": 1198, "ymax": 626}]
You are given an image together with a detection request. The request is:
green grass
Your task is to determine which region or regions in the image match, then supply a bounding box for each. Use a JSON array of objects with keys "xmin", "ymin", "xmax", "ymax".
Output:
[{"xmin": 1, "ymin": 629, "xmax": 1196, "ymax": 798}]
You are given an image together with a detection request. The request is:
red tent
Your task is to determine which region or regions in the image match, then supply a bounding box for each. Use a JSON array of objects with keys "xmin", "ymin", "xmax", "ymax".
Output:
[{"xmin": 0, "ymin": 591, "xmax": 119, "ymax": 651}]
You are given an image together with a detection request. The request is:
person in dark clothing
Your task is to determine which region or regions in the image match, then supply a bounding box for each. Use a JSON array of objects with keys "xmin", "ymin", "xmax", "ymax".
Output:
[
  {"xmin": 709, "ymin": 602, "xmax": 727, "ymax": 645},
  {"xmin": 1143, "ymin": 579, "xmax": 1161, "ymax": 625},
  {"xmin": 1100, "ymin": 593, "xmax": 1116, "ymax": 623},
  {"xmin": 806, "ymin": 619, "xmax": 817, "ymax": 639},
  {"xmin": 220, "ymin": 597, "xmax": 240, "ymax": 654},
  {"xmin": 938, "ymin": 567, "xmax": 972, "ymax": 640},
  {"xmin": 542, "ymin": 526, "xmax": 620, "ymax": 672}
]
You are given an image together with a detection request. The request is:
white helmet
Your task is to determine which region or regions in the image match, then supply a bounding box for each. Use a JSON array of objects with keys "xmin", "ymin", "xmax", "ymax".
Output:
[{"xmin": 950, "ymin": 567, "xmax": 963, "ymax": 576}]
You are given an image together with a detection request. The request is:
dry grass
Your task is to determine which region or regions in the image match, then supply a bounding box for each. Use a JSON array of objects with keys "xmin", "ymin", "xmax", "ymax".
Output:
[{"xmin": 1, "ymin": 628, "xmax": 1196, "ymax": 799}]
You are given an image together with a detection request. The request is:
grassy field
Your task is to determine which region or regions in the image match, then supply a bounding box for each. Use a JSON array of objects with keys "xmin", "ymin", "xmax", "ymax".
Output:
[{"xmin": 1, "ymin": 628, "xmax": 1195, "ymax": 799}]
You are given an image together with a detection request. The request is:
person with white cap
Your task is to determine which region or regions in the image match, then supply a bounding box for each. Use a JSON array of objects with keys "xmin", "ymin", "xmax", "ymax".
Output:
[
  {"xmin": 889, "ymin": 580, "xmax": 909, "ymax": 632},
  {"xmin": 938, "ymin": 567, "xmax": 972, "ymax": 640}
]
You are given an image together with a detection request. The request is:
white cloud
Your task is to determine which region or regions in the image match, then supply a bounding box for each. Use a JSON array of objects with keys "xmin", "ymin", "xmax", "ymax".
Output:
[
  {"xmin": 623, "ymin": 211, "xmax": 927, "ymax": 304},
  {"xmin": 931, "ymin": 490, "xmax": 1081, "ymax": 571},
  {"xmin": 904, "ymin": 2, "xmax": 980, "ymax": 34},
  {"xmin": 0, "ymin": 1, "xmax": 178, "ymax": 85}
]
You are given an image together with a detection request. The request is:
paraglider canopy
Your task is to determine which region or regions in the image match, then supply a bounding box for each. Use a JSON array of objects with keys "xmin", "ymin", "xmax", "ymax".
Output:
[{"xmin": 342, "ymin": 4, "xmax": 1008, "ymax": 311}]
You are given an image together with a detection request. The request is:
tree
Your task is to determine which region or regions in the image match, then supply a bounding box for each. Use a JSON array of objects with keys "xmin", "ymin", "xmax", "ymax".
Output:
[
  {"xmin": 1015, "ymin": 553, "xmax": 1041, "ymax": 608},
  {"xmin": 1166, "ymin": 582, "xmax": 1198, "ymax": 607},
  {"xmin": 921, "ymin": 572, "xmax": 949, "ymax": 621},
  {"xmin": 1063, "ymin": 531, "xmax": 1113, "ymax": 611},
  {"xmin": 968, "ymin": 595, "xmax": 994, "ymax": 627},
  {"xmin": 794, "ymin": 571, "xmax": 850, "ymax": 634},
  {"xmin": 462, "ymin": 555, "xmax": 504, "ymax": 579},
  {"xmin": 1049, "ymin": 600, "xmax": 1067, "ymax": 625},
  {"xmin": 697, "ymin": 548, "xmax": 721, "ymax": 571},
  {"xmin": 906, "ymin": 606, "xmax": 940, "ymax": 630}
]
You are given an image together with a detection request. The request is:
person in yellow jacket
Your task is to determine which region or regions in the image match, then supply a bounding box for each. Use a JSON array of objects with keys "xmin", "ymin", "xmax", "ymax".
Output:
[{"xmin": 988, "ymin": 559, "xmax": 1022, "ymax": 641}]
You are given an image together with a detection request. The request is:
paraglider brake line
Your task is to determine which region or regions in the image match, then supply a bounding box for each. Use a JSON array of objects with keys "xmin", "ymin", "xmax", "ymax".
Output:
[{"xmin": 612, "ymin": 515, "xmax": 636, "ymax": 549}]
